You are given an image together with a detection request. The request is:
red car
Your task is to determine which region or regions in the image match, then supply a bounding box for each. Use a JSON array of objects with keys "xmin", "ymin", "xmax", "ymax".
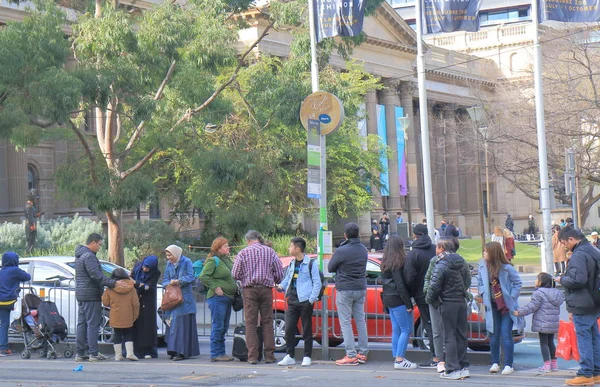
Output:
[{"xmin": 272, "ymin": 253, "xmax": 523, "ymax": 352}]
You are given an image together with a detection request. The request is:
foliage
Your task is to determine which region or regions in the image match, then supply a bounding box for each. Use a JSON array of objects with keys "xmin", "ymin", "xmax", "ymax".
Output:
[{"xmin": 265, "ymin": 234, "xmax": 318, "ymax": 256}]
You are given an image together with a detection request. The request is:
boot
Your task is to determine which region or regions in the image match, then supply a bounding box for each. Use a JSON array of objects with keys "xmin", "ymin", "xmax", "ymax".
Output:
[
  {"xmin": 125, "ymin": 342, "xmax": 138, "ymax": 361},
  {"xmin": 113, "ymin": 344, "xmax": 123, "ymax": 361}
]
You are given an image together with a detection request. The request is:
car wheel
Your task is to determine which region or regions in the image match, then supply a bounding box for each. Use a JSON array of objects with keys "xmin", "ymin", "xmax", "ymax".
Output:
[
  {"xmin": 316, "ymin": 338, "xmax": 343, "ymax": 347},
  {"xmin": 273, "ymin": 312, "xmax": 299, "ymax": 353},
  {"xmin": 415, "ymin": 320, "xmax": 431, "ymax": 351}
]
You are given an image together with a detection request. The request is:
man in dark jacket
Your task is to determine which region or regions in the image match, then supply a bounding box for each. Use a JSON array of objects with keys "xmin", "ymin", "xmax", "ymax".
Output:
[
  {"xmin": 426, "ymin": 252, "xmax": 471, "ymax": 380},
  {"xmin": 74, "ymin": 233, "xmax": 124, "ymax": 362},
  {"xmin": 505, "ymin": 215, "xmax": 514, "ymax": 232},
  {"xmin": 404, "ymin": 223, "xmax": 437, "ymax": 367},
  {"xmin": 328, "ymin": 222, "xmax": 369, "ymax": 366},
  {"xmin": 0, "ymin": 252, "xmax": 31, "ymax": 356},
  {"xmin": 556, "ymin": 227, "xmax": 600, "ymax": 386},
  {"xmin": 444, "ymin": 220, "xmax": 459, "ymax": 238}
]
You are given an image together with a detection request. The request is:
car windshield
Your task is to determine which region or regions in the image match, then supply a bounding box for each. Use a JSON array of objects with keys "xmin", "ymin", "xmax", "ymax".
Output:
[{"xmin": 66, "ymin": 261, "xmax": 127, "ymax": 278}]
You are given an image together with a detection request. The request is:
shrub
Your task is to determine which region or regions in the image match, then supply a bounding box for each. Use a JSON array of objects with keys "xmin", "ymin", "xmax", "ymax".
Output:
[{"xmin": 265, "ymin": 234, "xmax": 317, "ymax": 256}]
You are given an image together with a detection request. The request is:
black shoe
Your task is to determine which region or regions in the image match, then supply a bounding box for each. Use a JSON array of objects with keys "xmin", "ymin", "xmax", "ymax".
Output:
[
  {"xmin": 419, "ymin": 360, "xmax": 439, "ymax": 368},
  {"xmin": 173, "ymin": 355, "xmax": 185, "ymax": 361}
]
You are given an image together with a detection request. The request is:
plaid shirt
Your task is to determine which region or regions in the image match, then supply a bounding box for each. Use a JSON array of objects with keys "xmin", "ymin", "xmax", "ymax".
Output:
[{"xmin": 232, "ymin": 243, "xmax": 284, "ymax": 288}]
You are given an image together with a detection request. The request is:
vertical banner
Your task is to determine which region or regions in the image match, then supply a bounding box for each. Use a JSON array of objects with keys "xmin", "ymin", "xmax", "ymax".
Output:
[
  {"xmin": 422, "ymin": 0, "xmax": 482, "ymax": 34},
  {"xmin": 376, "ymin": 104, "xmax": 389, "ymax": 196},
  {"xmin": 395, "ymin": 106, "xmax": 408, "ymax": 196},
  {"xmin": 539, "ymin": 0, "xmax": 600, "ymax": 22},
  {"xmin": 314, "ymin": 0, "xmax": 366, "ymax": 42},
  {"xmin": 307, "ymin": 119, "xmax": 321, "ymax": 199}
]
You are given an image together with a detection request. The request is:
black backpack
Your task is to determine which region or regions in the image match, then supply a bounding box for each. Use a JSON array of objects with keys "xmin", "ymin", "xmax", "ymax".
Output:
[
  {"xmin": 37, "ymin": 301, "xmax": 68, "ymax": 337},
  {"xmin": 308, "ymin": 259, "xmax": 327, "ymax": 301},
  {"xmin": 587, "ymin": 248, "xmax": 600, "ymax": 307}
]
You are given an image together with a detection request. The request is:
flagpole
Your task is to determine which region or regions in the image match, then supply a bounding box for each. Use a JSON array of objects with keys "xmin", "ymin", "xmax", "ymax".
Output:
[
  {"xmin": 531, "ymin": 0, "xmax": 554, "ymax": 272},
  {"xmin": 308, "ymin": 0, "xmax": 329, "ymax": 360},
  {"xmin": 415, "ymin": 0, "xmax": 436, "ymax": 238}
]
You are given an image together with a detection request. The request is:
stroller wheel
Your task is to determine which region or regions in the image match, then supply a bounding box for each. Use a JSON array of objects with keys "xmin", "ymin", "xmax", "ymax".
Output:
[
  {"xmin": 63, "ymin": 349, "xmax": 73, "ymax": 358},
  {"xmin": 21, "ymin": 351, "xmax": 31, "ymax": 359},
  {"xmin": 47, "ymin": 351, "xmax": 57, "ymax": 360},
  {"xmin": 39, "ymin": 350, "xmax": 46, "ymax": 358}
]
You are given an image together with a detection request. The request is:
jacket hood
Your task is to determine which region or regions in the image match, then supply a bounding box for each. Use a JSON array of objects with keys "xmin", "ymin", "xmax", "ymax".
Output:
[
  {"xmin": 112, "ymin": 278, "xmax": 135, "ymax": 294},
  {"xmin": 444, "ymin": 253, "xmax": 466, "ymax": 270},
  {"xmin": 538, "ymin": 287, "xmax": 565, "ymax": 307},
  {"xmin": 75, "ymin": 244, "xmax": 93, "ymax": 259},
  {"xmin": 1, "ymin": 252, "xmax": 19, "ymax": 267},
  {"xmin": 412, "ymin": 234, "xmax": 434, "ymax": 250}
]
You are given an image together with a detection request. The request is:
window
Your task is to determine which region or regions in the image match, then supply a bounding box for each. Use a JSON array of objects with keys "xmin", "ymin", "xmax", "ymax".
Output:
[
  {"xmin": 480, "ymin": 6, "xmax": 530, "ymax": 25},
  {"xmin": 31, "ymin": 262, "xmax": 73, "ymax": 287},
  {"xmin": 27, "ymin": 164, "xmax": 38, "ymax": 193},
  {"xmin": 148, "ymin": 196, "xmax": 161, "ymax": 219},
  {"xmin": 388, "ymin": 0, "xmax": 414, "ymax": 6}
]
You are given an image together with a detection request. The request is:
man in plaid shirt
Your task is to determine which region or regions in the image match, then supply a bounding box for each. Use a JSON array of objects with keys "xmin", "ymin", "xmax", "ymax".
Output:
[{"xmin": 232, "ymin": 230, "xmax": 284, "ymax": 364}]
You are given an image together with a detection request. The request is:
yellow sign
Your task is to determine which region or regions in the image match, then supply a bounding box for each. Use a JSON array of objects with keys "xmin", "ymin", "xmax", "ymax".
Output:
[{"xmin": 300, "ymin": 91, "xmax": 345, "ymax": 135}]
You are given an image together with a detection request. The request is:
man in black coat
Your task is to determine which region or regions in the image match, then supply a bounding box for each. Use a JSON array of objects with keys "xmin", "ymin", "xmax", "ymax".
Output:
[
  {"xmin": 74, "ymin": 233, "xmax": 125, "ymax": 362},
  {"xmin": 556, "ymin": 227, "xmax": 600, "ymax": 386},
  {"xmin": 444, "ymin": 220, "xmax": 459, "ymax": 238},
  {"xmin": 404, "ymin": 224, "xmax": 437, "ymax": 367}
]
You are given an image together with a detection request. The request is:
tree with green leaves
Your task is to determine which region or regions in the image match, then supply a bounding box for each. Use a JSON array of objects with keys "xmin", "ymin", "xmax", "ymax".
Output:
[{"xmin": 0, "ymin": 0, "xmax": 386, "ymax": 265}]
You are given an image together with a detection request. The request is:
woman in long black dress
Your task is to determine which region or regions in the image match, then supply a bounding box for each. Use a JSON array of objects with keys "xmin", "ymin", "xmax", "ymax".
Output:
[{"xmin": 131, "ymin": 255, "xmax": 160, "ymax": 359}]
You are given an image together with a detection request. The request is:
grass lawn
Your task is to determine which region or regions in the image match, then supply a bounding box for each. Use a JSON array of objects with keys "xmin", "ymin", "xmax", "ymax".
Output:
[{"xmin": 458, "ymin": 238, "xmax": 542, "ymax": 265}]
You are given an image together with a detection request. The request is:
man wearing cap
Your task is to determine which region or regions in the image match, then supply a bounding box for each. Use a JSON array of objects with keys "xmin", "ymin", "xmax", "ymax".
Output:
[
  {"xmin": 505, "ymin": 214, "xmax": 514, "ymax": 233},
  {"xmin": 404, "ymin": 224, "xmax": 437, "ymax": 368},
  {"xmin": 591, "ymin": 232, "xmax": 599, "ymax": 249}
]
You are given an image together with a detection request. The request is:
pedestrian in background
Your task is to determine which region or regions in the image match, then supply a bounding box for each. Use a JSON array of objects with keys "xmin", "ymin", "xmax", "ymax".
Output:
[
  {"xmin": 381, "ymin": 236, "xmax": 416, "ymax": 370},
  {"xmin": 591, "ymin": 231, "xmax": 599, "ymax": 249},
  {"xmin": 131, "ymin": 255, "xmax": 160, "ymax": 359},
  {"xmin": 505, "ymin": 214, "xmax": 514, "ymax": 232},
  {"xmin": 370, "ymin": 228, "xmax": 383, "ymax": 252},
  {"xmin": 0, "ymin": 252, "xmax": 31, "ymax": 356},
  {"xmin": 426, "ymin": 239, "xmax": 471, "ymax": 380},
  {"xmin": 528, "ymin": 215, "xmax": 536, "ymax": 239},
  {"xmin": 277, "ymin": 237, "xmax": 321, "ymax": 367},
  {"xmin": 379, "ymin": 212, "xmax": 390, "ymax": 241},
  {"xmin": 503, "ymin": 229, "xmax": 515, "ymax": 262},
  {"xmin": 555, "ymin": 227, "xmax": 600, "ymax": 386},
  {"xmin": 102, "ymin": 268, "xmax": 139, "ymax": 361},
  {"xmin": 444, "ymin": 220, "xmax": 459, "ymax": 238},
  {"xmin": 477, "ymin": 241, "xmax": 522, "ymax": 375},
  {"xmin": 74, "ymin": 233, "xmax": 126, "ymax": 362},
  {"xmin": 491, "ymin": 226, "xmax": 505, "ymax": 249},
  {"xmin": 404, "ymin": 224, "xmax": 437, "ymax": 368},
  {"xmin": 552, "ymin": 225, "xmax": 567, "ymax": 275},
  {"xmin": 200, "ymin": 237, "xmax": 237, "ymax": 362},
  {"xmin": 514, "ymin": 272, "xmax": 564, "ymax": 373},
  {"xmin": 232, "ymin": 230, "xmax": 284, "ymax": 364},
  {"xmin": 328, "ymin": 222, "xmax": 369, "ymax": 366},
  {"xmin": 162, "ymin": 244, "xmax": 199, "ymax": 361},
  {"xmin": 24, "ymin": 199, "xmax": 41, "ymax": 254}
]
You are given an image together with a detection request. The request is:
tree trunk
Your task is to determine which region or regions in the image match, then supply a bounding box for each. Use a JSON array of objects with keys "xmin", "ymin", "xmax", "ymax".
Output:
[{"xmin": 106, "ymin": 210, "xmax": 124, "ymax": 267}]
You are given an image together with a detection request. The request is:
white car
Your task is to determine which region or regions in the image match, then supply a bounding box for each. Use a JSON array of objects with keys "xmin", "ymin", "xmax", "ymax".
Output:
[{"xmin": 7, "ymin": 256, "xmax": 163, "ymax": 343}]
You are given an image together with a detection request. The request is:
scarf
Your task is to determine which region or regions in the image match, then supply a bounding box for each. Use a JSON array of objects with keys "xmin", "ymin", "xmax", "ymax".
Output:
[
  {"xmin": 133, "ymin": 255, "xmax": 159, "ymax": 284},
  {"xmin": 491, "ymin": 276, "xmax": 508, "ymax": 315}
]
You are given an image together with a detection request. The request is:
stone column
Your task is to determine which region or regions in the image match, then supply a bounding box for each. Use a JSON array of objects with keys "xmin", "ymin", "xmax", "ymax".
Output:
[
  {"xmin": 383, "ymin": 80, "xmax": 402, "ymax": 212},
  {"xmin": 6, "ymin": 145, "xmax": 28, "ymax": 220},
  {"xmin": 361, "ymin": 90, "xmax": 379, "ymax": 235},
  {"xmin": 400, "ymin": 82, "xmax": 421, "ymax": 223}
]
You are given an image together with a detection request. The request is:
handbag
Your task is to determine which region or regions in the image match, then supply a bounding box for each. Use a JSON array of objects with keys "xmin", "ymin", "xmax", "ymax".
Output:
[
  {"xmin": 232, "ymin": 289, "xmax": 243, "ymax": 312},
  {"xmin": 161, "ymin": 284, "xmax": 183, "ymax": 311}
]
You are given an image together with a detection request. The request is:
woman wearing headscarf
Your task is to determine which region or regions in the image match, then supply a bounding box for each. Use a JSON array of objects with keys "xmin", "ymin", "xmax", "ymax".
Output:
[
  {"xmin": 199, "ymin": 237, "xmax": 237, "ymax": 362},
  {"xmin": 131, "ymin": 255, "xmax": 161, "ymax": 359},
  {"xmin": 0, "ymin": 252, "xmax": 31, "ymax": 356},
  {"xmin": 162, "ymin": 245, "xmax": 199, "ymax": 361}
]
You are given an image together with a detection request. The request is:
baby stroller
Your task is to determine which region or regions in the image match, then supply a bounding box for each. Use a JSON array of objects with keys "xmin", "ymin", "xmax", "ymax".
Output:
[{"xmin": 19, "ymin": 293, "xmax": 73, "ymax": 359}]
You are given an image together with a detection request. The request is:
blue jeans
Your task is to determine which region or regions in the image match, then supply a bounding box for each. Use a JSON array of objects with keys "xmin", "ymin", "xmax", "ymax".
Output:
[
  {"xmin": 0, "ymin": 307, "xmax": 11, "ymax": 351},
  {"xmin": 389, "ymin": 305, "xmax": 411, "ymax": 358},
  {"xmin": 573, "ymin": 313, "xmax": 600, "ymax": 377},
  {"xmin": 207, "ymin": 295, "xmax": 232, "ymax": 358},
  {"xmin": 336, "ymin": 290, "xmax": 368, "ymax": 357},
  {"xmin": 490, "ymin": 308, "xmax": 514, "ymax": 367}
]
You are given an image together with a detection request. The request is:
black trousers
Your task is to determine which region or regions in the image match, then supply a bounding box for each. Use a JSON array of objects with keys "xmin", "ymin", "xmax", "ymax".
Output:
[
  {"xmin": 113, "ymin": 327, "xmax": 133, "ymax": 345},
  {"xmin": 285, "ymin": 300, "xmax": 313, "ymax": 358},
  {"xmin": 539, "ymin": 333, "xmax": 556, "ymax": 362},
  {"xmin": 26, "ymin": 229, "xmax": 36, "ymax": 254},
  {"xmin": 441, "ymin": 301, "xmax": 469, "ymax": 373},
  {"xmin": 416, "ymin": 301, "xmax": 435, "ymax": 357}
]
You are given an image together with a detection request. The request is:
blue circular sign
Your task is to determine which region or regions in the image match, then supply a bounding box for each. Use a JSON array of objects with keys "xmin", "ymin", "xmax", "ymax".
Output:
[{"xmin": 319, "ymin": 114, "xmax": 331, "ymax": 124}]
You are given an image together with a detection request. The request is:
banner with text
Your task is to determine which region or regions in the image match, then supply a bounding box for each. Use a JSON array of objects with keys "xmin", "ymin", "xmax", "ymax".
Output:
[
  {"xmin": 539, "ymin": 0, "xmax": 600, "ymax": 22},
  {"xmin": 314, "ymin": 0, "xmax": 366, "ymax": 42},
  {"xmin": 395, "ymin": 107, "xmax": 408, "ymax": 196},
  {"xmin": 307, "ymin": 120, "xmax": 321, "ymax": 199},
  {"xmin": 376, "ymin": 104, "xmax": 389, "ymax": 196},
  {"xmin": 422, "ymin": 0, "xmax": 482, "ymax": 34}
]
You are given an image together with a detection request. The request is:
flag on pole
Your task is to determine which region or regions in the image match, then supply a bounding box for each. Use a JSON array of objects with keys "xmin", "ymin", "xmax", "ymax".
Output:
[
  {"xmin": 539, "ymin": 0, "xmax": 600, "ymax": 22},
  {"xmin": 313, "ymin": 0, "xmax": 366, "ymax": 42},
  {"xmin": 422, "ymin": 0, "xmax": 482, "ymax": 34}
]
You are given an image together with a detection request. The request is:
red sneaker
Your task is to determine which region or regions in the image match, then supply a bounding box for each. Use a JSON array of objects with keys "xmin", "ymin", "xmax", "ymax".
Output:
[
  {"xmin": 356, "ymin": 354, "xmax": 368, "ymax": 364},
  {"xmin": 336, "ymin": 356, "xmax": 359, "ymax": 366}
]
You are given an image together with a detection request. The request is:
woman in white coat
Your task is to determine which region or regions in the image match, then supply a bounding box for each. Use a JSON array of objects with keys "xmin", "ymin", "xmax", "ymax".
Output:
[{"xmin": 477, "ymin": 241, "xmax": 523, "ymax": 375}]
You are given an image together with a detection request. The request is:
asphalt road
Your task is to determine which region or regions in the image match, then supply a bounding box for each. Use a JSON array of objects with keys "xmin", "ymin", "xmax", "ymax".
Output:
[{"xmin": 0, "ymin": 338, "xmax": 580, "ymax": 387}]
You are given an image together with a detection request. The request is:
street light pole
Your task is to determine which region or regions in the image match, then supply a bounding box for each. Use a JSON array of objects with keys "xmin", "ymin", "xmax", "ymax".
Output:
[
  {"xmin": 484, "ymin": 138, "xmax": 492, "ymax": 234},
  {"xmin": 467, "ymin": 106, "xmax": 487, "ymax": 252},
  {"xmin": 398, "ymin": 116, "xmax": 413, "ymax": 236}
]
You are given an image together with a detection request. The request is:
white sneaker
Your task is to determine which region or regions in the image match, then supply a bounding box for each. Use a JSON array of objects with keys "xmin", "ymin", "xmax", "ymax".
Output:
[
  {"xmin": 301, "ymin": 357, "xmax": 312, "ymax": 366},
  {"xmin": 460, "ymin": 368, "xmax": 470, "ymax": 378},
  {"xmin": 437, "ymin": 362, "xmax": 446, "ymax": 373},
  {"xmin": 501, "ymin": 366, "xmax": 514, "ymax": 375},
  {"xmin": 394, "ymin": 359, "xmax": 417, "ymax": 370},
  {"xmin": 489, "ymin": 363, "xmax": 500, "ymax": 373},
  {"xmin": 278, "ymin": 355, "xmax": 296, "ymax": 366}
]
